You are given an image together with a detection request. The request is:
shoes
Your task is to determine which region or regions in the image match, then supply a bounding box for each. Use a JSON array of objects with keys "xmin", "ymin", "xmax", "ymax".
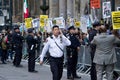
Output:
[
  {"xmin": 2, "ymin": 62, "xmax": 7, "ymax": 64},
  {"xmin": 29, "ymin": 70, "xmax": 38, "ymax": 73},
  {"xmin": 15, "ymin": 65, "xmax": 23, "ymax": 67},
  {"xmin": 73, "ymin": 75, "xmax": 81, "ymax": 79},
  {"xmin": 67, "ymin": 76, "xmax": 73, "ymax": 79}
]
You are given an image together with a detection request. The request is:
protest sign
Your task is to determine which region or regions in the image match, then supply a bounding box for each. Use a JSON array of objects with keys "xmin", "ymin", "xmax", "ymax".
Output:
[
  {"xmin": 103, "ymin": 1, "xmax": 111, "ymax": 19},
  {"xmin": 40, "ymin": 15, "xmax": 48, "ymax": 27},
  {"xmin": 44, "ymin": 18, "xmax": 53, "ymax": 33},
  {"xmin": 75, "ymin": 21, "xmax": 80, "ymax": 28},
  {"xmin": 90, "ymin": 0, "xmax": 100, "ymax": 9},
  {"xmin": 53, "ymin": 17, "xmax": 65, "ymax": 29},
  {"xmin": 112, "ymin": 11, "xmax": 120, "ymax": 29},
  {"xmin": 32, "ymin": 18, "xmax": 40, "ymax": 28},
  {"xmin": 80, "ymin": 16, "xmax": 88, "ymax": 33},
  {"xmin": 25, "ymin": 18, "xmax": 32, "ymax": 29}
]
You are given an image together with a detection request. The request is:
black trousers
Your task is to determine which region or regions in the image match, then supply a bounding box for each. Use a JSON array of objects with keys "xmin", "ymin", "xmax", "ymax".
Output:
[
  {"xmin": 28, "ymin": 50, "xmax": 35, "ymax": 71},
  {"xmin": 1, "ymin": 50, "xmax": 7, "ymax": 63},
  {"xmin": 90, "ymin": 44, "xmax": 97, "ymax": 80},
  {"xmin": 13, "ymin": 47, "xmax": 22, "ymax": 66},
  {"xmin": 49, "ymin": 56, "xmax": 64, "ymax": 80},
  {"xmin": 67, "ymin": 51, "xmax": 78, "ymax": 77}
]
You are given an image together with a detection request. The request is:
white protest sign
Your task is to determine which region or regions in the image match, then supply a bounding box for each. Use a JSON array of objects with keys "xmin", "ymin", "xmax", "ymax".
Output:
[
  {"xmin": 53, "ymin": 17, "xmax": 65, "ymax": 29},
  {"xmin": 80, "ymin": 16, "xmax": 88, "ymax": 33},
  {"xmin": 32, "ymin": 18, "xmax": 40, "ymax": 28},
  {"xmin": 44, "ymin": 18, "xmax": 53, "ymax": 33},
  {"xmin": 102, "ymin": 1, "xmax": 111, "ymax": 19}
]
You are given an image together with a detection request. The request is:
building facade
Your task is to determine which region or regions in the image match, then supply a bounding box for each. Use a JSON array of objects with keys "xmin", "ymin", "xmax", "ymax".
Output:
[{"xmin": 0, "ymin": 0, "xmax": 120, "ymax": 23}]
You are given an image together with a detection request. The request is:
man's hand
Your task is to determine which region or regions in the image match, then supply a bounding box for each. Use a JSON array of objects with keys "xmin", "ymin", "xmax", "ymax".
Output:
[
  {"xmin": 77, "ymin": 47, "xmax": 80, "ymax": 51},
  {"xmin": 40, "ymin": 61, "xmax": 43, "ymax": 65},
  {"xmin": 59, "ymin": 29, "xmax": 63, "ymax": 35}
]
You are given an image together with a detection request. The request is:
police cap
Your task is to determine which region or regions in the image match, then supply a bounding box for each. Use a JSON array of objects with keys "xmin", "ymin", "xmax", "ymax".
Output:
[
  {"xmin": 68, "ymin": 26, "xmax": 75, "ymax": 30},
  {"xmin": 14, "ymin": 25, "xmax": 19, "ymax": 30},
  {"xmin": 27, "ymin": 28, "xmax": 34, "ymax": 33},
  {"xmin": 92, "ymin": 21, "xmax": 101, "ymax": 28}
]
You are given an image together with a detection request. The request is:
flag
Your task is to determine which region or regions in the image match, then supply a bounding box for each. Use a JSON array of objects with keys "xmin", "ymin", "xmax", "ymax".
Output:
[{"xmin": 24, "ymin": 0, "xmax": 29, "ymax": 18}]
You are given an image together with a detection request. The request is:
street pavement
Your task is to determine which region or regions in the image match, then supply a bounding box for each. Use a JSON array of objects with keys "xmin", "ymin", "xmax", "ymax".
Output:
[{"xmin": 0, "ymin": 60, "xmax": 90, "ymax": 80}]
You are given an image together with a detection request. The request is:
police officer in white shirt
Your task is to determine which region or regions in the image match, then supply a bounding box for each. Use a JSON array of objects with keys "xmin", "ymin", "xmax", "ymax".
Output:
[{"xmin": 40, "ymin": 25, "xmax": 71, "ymax": 80}]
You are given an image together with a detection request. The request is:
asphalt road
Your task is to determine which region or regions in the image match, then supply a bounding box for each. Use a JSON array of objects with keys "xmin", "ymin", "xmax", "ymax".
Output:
[{"xmin": 0, "ymin": 60, "xmax": 90, "ymax": 80}]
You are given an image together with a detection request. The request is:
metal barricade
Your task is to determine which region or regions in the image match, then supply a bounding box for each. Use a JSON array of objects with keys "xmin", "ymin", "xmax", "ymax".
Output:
[
  {"xmin": 114, "ymin": 47, "xmax": 120, "ymax": 76},
  {"xmin": 77, "ymin": 45, "xmax": 91, "ymax": 74}
]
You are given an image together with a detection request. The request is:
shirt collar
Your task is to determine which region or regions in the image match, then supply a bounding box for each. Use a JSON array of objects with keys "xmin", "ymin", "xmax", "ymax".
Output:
[{"xmin": 52, "ymin": 35, "xmax": 60, "ymax": 39}]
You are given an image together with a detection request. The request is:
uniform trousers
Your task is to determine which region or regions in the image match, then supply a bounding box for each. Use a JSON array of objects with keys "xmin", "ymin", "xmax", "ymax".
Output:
[
  {"xmin": 28, "ymin": 50, "xmax": 36, "ymax": 71},
  {"xmin": 1, "ymin": 50, "xmax": 7, "ymax": 63},
  {"xmin": 49, "ymin": 56, "xmax": 64, "ymax": 80},
  {"xmin": 13, "ymin": 46, "xmax": 22, "ymax": 66},
  {"xmin": 67, "ymin": 50, "xmax": 78, "ymax": 77},
  {"xmin": 96, "ymin": 64, "xmax": 114, "ymax": 80}
]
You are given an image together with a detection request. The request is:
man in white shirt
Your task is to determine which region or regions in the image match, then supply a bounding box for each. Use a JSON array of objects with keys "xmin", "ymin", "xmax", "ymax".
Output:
[{"xmin": 39, "ymin": 25, "xmax": 71, "ymax": 80}]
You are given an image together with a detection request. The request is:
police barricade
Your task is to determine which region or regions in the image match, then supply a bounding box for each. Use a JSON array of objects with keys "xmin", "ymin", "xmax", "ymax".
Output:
[
  {"xmin": 22, "ymin": 42, "xmax": 120, "ymax": 77},
  {"xmin": 77, "ymin": 45, "xmax": 91, "ymax": 74},
  {"xmin": 22, "ymin": 41, "xmax": 28, "ymax": 60},
  {"xmin": 114, "ymin": 47, "xmax": 120, "ymax": 78}
]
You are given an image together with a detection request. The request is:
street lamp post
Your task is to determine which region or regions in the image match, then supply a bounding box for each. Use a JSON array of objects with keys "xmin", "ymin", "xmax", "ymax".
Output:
[
  {"xmin": 9, "ymin": 0, "xmax": 12, "ymax": 29},
  {"xmin": 40, "ymin": 0, "xmax": 49, "ymax": 15}
]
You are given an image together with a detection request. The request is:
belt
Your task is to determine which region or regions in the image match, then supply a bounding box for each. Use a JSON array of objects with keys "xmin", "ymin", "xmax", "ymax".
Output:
[{"xmin": 50, "ymin": 56, "xmax": 64, "ymax": 59}]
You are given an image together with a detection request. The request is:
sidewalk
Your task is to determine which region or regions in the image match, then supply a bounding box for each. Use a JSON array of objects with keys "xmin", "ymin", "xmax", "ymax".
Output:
[{"xmin": 0, "ymin": 60, "xmax": 90, "ymax": 80}]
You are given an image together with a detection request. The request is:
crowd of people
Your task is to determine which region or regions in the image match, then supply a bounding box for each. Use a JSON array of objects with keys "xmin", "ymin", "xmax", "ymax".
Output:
[{"xmin": 0, "ymin": 22, "xmax": 119, "ymax": 80}]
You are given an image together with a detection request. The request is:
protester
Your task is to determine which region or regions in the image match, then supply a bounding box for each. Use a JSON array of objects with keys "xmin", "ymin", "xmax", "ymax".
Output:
[
  {"xmin": 89, "ymin": 21, "xmax": 101, "ymax": 80},
  {"xmin": 1, "ymin": 32, "xmax": 8, "ymax": 64},
  {"xmin": 91, "ymin": 26, "xmax": 120, "ymax": 80}
]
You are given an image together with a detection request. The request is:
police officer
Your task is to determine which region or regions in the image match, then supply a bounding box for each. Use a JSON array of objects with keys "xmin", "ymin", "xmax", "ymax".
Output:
[
  {"xmin": 89, "ymin": 22, "xmax": 101, "ymax": 80},
  {"xmin": 26, "ymin": 28, "xmax": 38, "ymax": 73},
  {"xmin": 66, "ymin": 26, "xmax": 81, "ymax": 79},
  {"xmin": 12, "ymin": 26, "xmax": 23, "ymax": 67},
  {"xmin": 40, "ymin": 25, "xmax": 71, "ymax": 80}
]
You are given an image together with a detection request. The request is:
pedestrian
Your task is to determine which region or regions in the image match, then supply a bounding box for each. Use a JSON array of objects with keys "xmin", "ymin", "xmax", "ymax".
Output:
[
  {"xmin": 12, "ymin": 26, "xmax": 24, "ymax": 67},
  {"xmin": 66, "ymin": 26, "xmax": 81, "ymax": 79},
  {"xmin": 26, "ymin": 28, "xmax": 38, "ymax": 73},
  {"xmin": 1, "ymin": 33, "xmax": 8, "ymax": 64},
  {"xmin": 91, "ymin": 26, "xmax": 120, "ymax": 80},
  {"xmin": 7, "ymin": 29, "xmax": 13, "ymax": 60},
  {"xmin": 39, "ymin": 25, "xmax": 71, "ymax": 80},
  {"xmin": 89, "ymin": 22, "xmax": 101, "ymax": 80},
  {"xmin": 36, "ymin": 31, "xmax": 42, "ymax": 58}
]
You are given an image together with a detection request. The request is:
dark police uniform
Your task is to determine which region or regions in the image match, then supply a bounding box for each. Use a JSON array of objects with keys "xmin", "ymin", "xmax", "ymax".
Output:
[
  {"xmin": 12, "ymin": 27, "xmax": 23, "ymax": 67},
  {"xmin": 26, "ymin": 28, "xmax": 38, "ymax": 72},
  {"xmin": 89, "ymin": 22, "xmax": 100, "ymax": 80},
  {"xmin": 66, "ymin": 26, "xmax": 81, "ymax": 79}
]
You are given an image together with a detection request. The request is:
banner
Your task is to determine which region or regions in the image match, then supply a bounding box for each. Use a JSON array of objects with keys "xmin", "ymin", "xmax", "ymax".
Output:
[
  {"xmin": 67, "ymin": 17, "xmax": 74, "ymax": 27},
  {"xmin": 44, "ymin": 18, "xmax": 53, "ymax": 33},
  {"xmin": 112, "ymin": 11, "xmax": 120, "ymax": 29},
  {"xmin": 75, "ymin": 21, "xmax": 80, "ymax": 28},
  {"xmin": 40, "ymin": 15, "xmax": 48, "ymax": 27},
  {"xmin": 53, "ymin": 17, "xmax": 65, "ymax": 28},
  {"xmin": 103, "ymin": 1, "xmax": 111, "ymax": 19},
  {"xmin": 25, "ymin": 18, "xmax": 32, "ymax": 29},
  {"xmin": 90, "ymin": 0, "xmax": 100, "ymax": 9},
  {"xmin": 32, "ymin": 18, "xmax": 40, "ymax": 28},
  {"xmin": 19, "ymin": 23, "xmax": 27, "ymax": 32},
  {"xmin": 80, "ymin": 16, "xmax": 88, "ymax": 33}
]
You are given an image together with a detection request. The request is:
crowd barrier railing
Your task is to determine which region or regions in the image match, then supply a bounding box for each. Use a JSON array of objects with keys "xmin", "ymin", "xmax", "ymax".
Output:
[{"xmin": 22, "ymin": 42, "xmax": 120, "ymax": 76}]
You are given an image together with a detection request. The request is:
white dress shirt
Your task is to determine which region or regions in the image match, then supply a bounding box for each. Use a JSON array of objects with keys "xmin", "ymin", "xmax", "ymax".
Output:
[{"xmin": 40, "ymin": 35, "xmax": 71, "ymax": 62}]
